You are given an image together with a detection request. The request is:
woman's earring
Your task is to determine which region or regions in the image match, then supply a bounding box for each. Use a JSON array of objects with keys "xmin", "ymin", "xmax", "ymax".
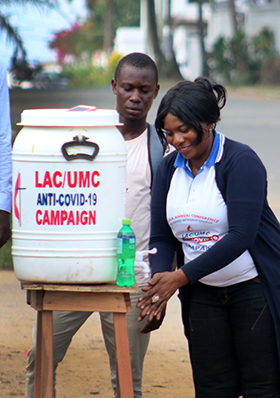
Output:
[{"xmin": 209, "ymin": 125, "xmax": 213, "ymax": 135}]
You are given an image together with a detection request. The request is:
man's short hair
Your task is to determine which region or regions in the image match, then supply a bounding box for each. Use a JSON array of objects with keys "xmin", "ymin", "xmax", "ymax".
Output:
[{"xmin": 114, "ymin": 52, "xmax": 158, "ymax": 84}]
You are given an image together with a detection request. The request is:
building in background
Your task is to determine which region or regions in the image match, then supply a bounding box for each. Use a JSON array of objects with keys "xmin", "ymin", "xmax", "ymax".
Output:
[
  {"xmin": 114, "ymin": 0, "xmax": 280, "ymax": 80},
  {"xmin": 245, "ymin": 1, "xmax": 280, "ymax": 50}
]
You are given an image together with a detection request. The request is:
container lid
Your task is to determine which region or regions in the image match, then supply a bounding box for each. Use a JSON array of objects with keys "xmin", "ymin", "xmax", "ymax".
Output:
[
  {"xmin": 122, "ymin": 219, "xmax": 131, "ymax": 225},
  {"xmin": 17, "ymin": 107, "xmax": 122, "ymax": 127}
]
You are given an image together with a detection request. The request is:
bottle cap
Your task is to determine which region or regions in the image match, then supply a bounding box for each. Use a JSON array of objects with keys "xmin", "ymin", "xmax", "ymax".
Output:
[{"xmin": 122, "ymin": 219, "xmax": 131, "ymax": 225}]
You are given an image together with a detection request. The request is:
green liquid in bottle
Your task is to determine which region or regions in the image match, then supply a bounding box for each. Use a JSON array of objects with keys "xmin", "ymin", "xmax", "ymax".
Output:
[{"xmin": 116, "ymin": 219, "xmax": 136, "ymax": 287}]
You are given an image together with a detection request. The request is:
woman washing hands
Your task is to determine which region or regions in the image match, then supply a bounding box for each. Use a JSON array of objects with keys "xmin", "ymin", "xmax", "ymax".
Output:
[
  {"xmin": 138, "ymin": 265, "xmax": 188, "ymax": 322},
  {"xmin": 137, "ymin": 77, "xmax": 280, "ymax": 397}
]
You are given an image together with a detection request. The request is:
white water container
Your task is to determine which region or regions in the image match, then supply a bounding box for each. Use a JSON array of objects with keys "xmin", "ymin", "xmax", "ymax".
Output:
[{"xmin": 12, "ymin": 108, "xmax": 127, "ymax": 283}]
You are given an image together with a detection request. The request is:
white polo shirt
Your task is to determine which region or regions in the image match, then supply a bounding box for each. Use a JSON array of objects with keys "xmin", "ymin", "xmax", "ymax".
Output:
[{"xmin": 167, "ymin": 131, "xmax": 258, "ymax": 287}]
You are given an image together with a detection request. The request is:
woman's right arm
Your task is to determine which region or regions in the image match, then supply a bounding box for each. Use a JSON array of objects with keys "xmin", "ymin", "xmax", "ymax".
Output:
[
  {"xmin": 137, "ymin": 154, "xmax": 188, "ymax": 321},
  {"xmin": 149, "ymin": 154, "xmax": 180, "ymax": 275}
]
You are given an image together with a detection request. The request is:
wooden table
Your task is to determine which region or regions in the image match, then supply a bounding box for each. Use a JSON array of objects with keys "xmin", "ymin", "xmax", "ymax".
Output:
[{"xmin": 21, "ymin": 282, "xmax": 139, "ymax": 398}]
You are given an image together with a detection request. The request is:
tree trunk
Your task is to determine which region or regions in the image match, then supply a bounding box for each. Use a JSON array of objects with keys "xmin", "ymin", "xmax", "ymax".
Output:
[
  {"xmin": 147, "ymin": 0, "xmax": 183, "ymax": 80},
  {"xmin": 198, "ymin": 0, "xmax": 210, "ymax": 76},
  {"xmin": 165, "ymin": 0, "xmax": 184, "ymax": 80},
  {"xmin": 228, "ymin": 0, "xmax": 238, "ymax": 34},
  {"xmin": 147, "ymin": 0, "xmax": 165, "ymax": 65},
  {"xmin": 103, "ymin": 0, "xmax": 114, "ymax": 52}
]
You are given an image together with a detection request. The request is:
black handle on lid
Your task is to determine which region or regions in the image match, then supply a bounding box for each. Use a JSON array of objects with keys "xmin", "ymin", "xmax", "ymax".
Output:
[{"xmin": 61, "ymin": 135, "xmax": 99, "ymax": 161}]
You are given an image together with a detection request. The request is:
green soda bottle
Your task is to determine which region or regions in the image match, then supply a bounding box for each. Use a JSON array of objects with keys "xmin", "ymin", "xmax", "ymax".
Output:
[{"xmin": 116, "ymin": 219, "xmax": 136, "ymax": 286}]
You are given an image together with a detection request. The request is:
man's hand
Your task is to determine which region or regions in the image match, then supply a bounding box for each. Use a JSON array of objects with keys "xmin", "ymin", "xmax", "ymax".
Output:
[{"xmin": 0, "ymin": 210, "xmax": 10, "ymax": 249}]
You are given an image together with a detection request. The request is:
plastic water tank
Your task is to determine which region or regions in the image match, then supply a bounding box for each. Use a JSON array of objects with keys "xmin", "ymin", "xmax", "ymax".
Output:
[{"xmin": 12, "ymin": 107, "xmax": 127, "ymax": 283}]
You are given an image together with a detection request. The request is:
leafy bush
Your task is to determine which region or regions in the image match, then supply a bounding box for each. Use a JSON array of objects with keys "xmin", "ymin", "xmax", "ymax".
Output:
[
  {"xmin": 63, "ymin": 63, "xmax": 111, "ymax": 87},
  {"xmin": 62, "ymin": 52, "xmax": 123, "ymax": 87},
  {"xmin": 49, "ymin": 21, "xmax": 103, "ymax": 65},
  {"xmin": 252, "ymin": 26, "xmax": 277, "ymax": 61},
  {"xmin": 0, "ymin": 239, "xmax": 13, "ymax": 270},
  {"xmin": 107, "ymin": 52, "xmax": 123, "ymax": 79}
]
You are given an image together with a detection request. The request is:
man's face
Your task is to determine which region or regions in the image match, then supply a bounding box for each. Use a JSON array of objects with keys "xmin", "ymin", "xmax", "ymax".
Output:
[{"xmin": 112, "ymin": 64, "xmax": 159, "ymax": 122}]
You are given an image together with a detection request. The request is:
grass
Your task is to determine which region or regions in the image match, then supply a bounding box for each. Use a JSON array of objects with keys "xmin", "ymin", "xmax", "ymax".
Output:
[{"xmin": 0, "ymin": 239, "xmax": 13, "ymax": 270}]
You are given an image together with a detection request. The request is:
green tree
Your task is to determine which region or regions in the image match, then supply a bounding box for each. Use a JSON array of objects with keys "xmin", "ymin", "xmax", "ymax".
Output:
[
  {"xmin": 50, "ymin": 0, "xmax": 183, "ymax": 81},
  {"xmin": 85, "ymin": 0, "xmax": 140, "ymax": 53},
  {"xmin": 72, "ymin": 0, "xmax": 183, "ymax": 80},
  {"xmin": 210, "ymin": 29, "xmax": 258, "ymax": 84},
  {"xmin": 210, "ymin": 27, "xmax": 278, "ymax": 85},
  {"xmin": 49, "ymin": 0, "xmax": 140, "ymax": 63},
  {"xmin": 210, "ymin": 36, "xmax": 232, "ymax": 82},
  {"xmin": 252, "ymin": 26, "xmax": 277, "ymax": 61},
  {"xmin": 49, "ymin": 20, "xmax": 104, "ymax": 64},
  {"xmin": 229, "ymin": 28, "xmax": 251, "ymax": 74}
]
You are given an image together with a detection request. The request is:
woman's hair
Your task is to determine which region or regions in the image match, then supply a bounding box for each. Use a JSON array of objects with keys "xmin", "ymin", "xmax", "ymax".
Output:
[{"xmin": 155, "ymin": 77, "xmax": 227, "ymax": 146}]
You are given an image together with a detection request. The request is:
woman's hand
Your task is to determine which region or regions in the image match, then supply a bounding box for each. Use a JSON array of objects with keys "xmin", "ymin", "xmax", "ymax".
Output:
[
  {"xmin": 139, "ymin": 305, "xmax": 166, "ymax": 334},
  {"xmin": 136, "ymin": 269, "xmax": 189, "ymax": 322}
]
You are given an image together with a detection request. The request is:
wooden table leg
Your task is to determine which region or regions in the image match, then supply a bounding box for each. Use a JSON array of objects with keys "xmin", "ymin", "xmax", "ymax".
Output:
[
  {"xmin": 35, "ymin": 310, "xmax": 54, "ymax": 398},
  {"xmin": 41, "ymin": 311, "xmax": 53, "ymax": 398},
  {"xmin": 113, "ymin": 313, "xmax": 133, "ymax": 398},
  {"xmin": 34, "ymin": 311, "xmax": 42, "ymax": 398}
]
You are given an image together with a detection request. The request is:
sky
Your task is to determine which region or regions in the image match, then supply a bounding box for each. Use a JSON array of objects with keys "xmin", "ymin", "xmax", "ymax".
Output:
[{"xmin": 0, "ymin": 0, "xmax": 87, "ymax": 69}]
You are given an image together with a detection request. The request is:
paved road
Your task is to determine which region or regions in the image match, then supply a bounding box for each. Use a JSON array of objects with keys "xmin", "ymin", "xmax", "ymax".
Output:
[
  {"xmin": 220, "ymin": 96, "xmax": 280, "ymax": 217},
  {"xmin": 9, "ymin": 86, "xmax": 280, "ymax": 217}
]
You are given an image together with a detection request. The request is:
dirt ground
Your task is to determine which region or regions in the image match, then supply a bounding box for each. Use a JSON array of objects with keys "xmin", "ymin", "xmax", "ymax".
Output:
[{"xmin": 0, "ymin": 270, "xmax": 194, "ymax": 397}]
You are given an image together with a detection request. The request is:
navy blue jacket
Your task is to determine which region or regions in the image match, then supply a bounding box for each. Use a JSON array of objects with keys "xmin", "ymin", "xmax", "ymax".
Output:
[{"xmin": 149, "ymin": 137, "xmax": 280, "ymax": 359}]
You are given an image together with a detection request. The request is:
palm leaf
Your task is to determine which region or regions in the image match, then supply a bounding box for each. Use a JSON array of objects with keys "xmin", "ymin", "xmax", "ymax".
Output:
[
  {"xmin": 0, "ymin": 12, "xmax": 27, "ymax": 57},
  {"xmin": 0, "ymin": 0, "xmax": 57, "ymax": 6}
]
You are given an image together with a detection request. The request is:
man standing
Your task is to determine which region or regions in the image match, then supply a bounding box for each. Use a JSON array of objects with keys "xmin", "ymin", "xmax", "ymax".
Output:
[
  {"xmin": 99, "ymin": 52, "xmax": 166, "ymax": 397},
  {"xmin": 25, "ymin": 52, "xmax": 166, "ymax": 398},
  {"xmin": 0, "ymin": 64, "xmax": 12, "ymax": 250}
]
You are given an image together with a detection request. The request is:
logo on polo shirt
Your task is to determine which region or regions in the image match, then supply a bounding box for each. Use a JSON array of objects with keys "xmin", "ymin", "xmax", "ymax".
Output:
[{"xmin": 182, "ymin": 228, "xmax": 219, "ymax": 244}]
